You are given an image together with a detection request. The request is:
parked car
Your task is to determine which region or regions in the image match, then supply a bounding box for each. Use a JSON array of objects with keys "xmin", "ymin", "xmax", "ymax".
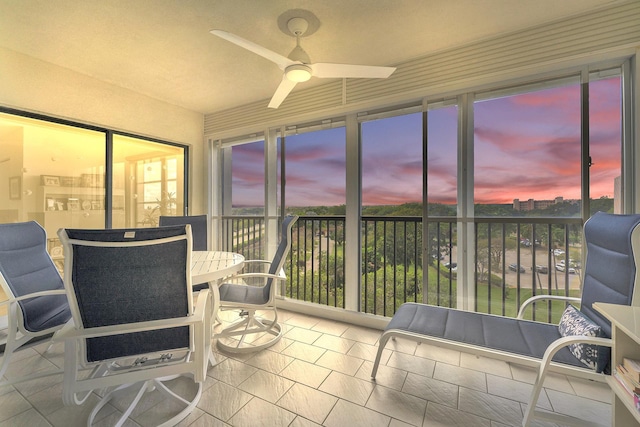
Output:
[
  {"xmin": 556, "ymin": 263, "xmax": 577, "ymax": 274},
  {"xmin": 535, "ymin": 265, "xmax": 548, "ymax": 274},
  {"xmin": 553, "ymin": 249, "xmax": 565, "ymax": 256},
  {"xmin": 508, "ymin": 263, "xmax": 526, "ymax": 273}
]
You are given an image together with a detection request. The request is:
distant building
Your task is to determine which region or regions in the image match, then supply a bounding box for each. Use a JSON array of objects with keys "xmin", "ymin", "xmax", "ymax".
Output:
[{"xmin": 513, "ymin": 196, "xmax": 565, "ymax": 211}]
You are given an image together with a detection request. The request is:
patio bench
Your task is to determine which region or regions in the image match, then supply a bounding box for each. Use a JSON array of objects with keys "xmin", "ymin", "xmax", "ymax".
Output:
[{"xmin": 371, "ymin": 212, "xmax": 640, "ymax": 427}]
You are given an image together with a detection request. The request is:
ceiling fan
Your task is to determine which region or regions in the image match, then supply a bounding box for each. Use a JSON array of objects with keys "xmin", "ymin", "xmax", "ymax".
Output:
[{"xmin": 210, "ymin": 13, "xmax": 396, "ymax": 109}]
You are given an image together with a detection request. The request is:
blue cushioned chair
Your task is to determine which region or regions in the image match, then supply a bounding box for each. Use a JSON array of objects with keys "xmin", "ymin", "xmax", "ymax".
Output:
[
  {"xmin": 216, "ymin": 215, "xmax": 298, "ymax": 353},
  {"xmin": 57, "ymin": 225, "xmax": 211, "ymax": 427},
  {"xmin": 0, "ymin": 221, "xmax": 71, "ymax": 386},
  {"xmin": 159, "ymin": 215, "xmax": 208, "ymax": 252},
  {"xmin": 160, "ymin": 215, "xmax": 209, "ymax": 291},
  {"xmin": 371, "ymin": 212, "xmax": 640, "ymax": 427}
]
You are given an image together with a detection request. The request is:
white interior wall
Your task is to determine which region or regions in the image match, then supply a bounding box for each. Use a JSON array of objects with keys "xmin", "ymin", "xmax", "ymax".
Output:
[{"xmin": 0, "ymin": 47, "xmax": 206, "ymax": 214}]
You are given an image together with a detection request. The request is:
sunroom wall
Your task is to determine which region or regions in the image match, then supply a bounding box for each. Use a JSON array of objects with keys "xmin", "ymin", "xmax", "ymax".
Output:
[{"xmin": 0, "ymin": 47, "xmax": 206, "ymax": 214}]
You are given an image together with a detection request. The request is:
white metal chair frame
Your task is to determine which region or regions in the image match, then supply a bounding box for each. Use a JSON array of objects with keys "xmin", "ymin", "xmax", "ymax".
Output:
[
  {"xmin": 216, "ymin": 215, "xmax": 298, "ymax": 353},
  {"xmin": 57, "ymin": 226, "xmax": 212, "ymax": 427},
  {"xmin": 0, "ymin": 283, "xmax": 67, "ymax": 384},
  {"xmin": 0, "ymin": 221, "xmax": 70, "ymax": 386},
  {"xmin": 217, "ymin": 261, "xmax": 286, "ymax": 352}
]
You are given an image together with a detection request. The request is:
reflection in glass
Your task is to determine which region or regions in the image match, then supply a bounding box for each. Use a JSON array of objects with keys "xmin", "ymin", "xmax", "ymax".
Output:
[
  {"xmin": 0, "ymin": 112, "xmax": 106, "ymax": 269},
  {"xmin": 112, "ymin": 135, "xmax": 184, "ymax": 227}
]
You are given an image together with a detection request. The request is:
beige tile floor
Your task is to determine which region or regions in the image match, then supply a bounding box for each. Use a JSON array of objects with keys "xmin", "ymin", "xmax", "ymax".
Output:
[{"xmin": 0, "ymin": 309, "xmax": 612, "ymax": 427}]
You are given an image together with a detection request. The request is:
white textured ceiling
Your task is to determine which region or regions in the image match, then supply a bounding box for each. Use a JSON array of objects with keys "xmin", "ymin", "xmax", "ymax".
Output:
[{"xmin": 0, "ymin": 0, "xmax": 623, "ymax": 114}]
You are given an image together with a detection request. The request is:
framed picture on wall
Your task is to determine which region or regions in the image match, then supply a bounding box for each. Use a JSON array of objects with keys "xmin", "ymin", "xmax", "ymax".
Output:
[{"xmin": 9, "ymin": 176, "xmax": 21, "ymax": 199}]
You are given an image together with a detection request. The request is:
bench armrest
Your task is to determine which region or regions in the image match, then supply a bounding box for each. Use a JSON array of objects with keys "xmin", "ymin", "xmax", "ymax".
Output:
[{"xmin": 517, "ymin": 295, "xmax": 581, "ymax": 319}]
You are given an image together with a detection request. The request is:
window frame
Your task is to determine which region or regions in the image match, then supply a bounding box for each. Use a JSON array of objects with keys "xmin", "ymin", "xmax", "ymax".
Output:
[{"xmin": 0, "ymin": 107, "xmax": 190, "ymax": 229}]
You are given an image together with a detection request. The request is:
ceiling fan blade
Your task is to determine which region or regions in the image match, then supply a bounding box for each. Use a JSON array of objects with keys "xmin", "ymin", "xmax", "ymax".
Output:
[
  {"xmin": 268, "ymin": 77, "xmax": 297, "ymax": 109},
  {"xmin": 311, "ymin": 63, "xmax": 396, "ymax": 79},
  {"xmin": 210, "ymin": 30, "xmax": 295, "ymax": 69}
]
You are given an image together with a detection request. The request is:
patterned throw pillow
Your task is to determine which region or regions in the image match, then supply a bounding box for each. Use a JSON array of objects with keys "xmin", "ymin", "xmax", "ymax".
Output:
[{"xmin": 558, "ymin": 304, "xmax": 608, "ymax": 372}]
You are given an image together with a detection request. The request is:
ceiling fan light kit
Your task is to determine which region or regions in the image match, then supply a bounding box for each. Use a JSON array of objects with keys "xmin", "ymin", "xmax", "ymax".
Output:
[
  {"xmin": 285, "ymin": 64, "xmax": 312, "ymax": 82},
  {"xmin": 210, "ymin": 9, "xmax": 396, "ymax": 109}
]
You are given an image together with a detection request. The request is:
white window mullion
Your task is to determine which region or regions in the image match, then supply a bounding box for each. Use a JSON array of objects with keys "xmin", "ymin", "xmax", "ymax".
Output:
[
  {"xmin": 623, "ymin": 55, "xmax": 638, "ymax": 212},
  {"xmin": 458, "ymin": 93, "xmax": 475, "ymax": 311},
  {"xmin": 208, "ymin": 138, "xmax": 221, "ymax": 249},
  {"xmin": 345, "ymin": 114, "xmax": 361, "ymax": 312},
  {"xmin": 265, "ymin": 128, "xmax": 279, "ymax": 267}
]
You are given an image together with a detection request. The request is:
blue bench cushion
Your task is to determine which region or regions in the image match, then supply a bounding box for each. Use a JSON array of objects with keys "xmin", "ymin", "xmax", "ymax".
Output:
[{"xmin": 387, "ymin": 302, "xmax": 585, "ymax": 369}]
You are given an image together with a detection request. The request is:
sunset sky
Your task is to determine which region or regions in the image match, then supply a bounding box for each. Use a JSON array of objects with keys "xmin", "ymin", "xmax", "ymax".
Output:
[{"xmin": 232, "ymin": 77, "xmax": 621, "ymax": 208}]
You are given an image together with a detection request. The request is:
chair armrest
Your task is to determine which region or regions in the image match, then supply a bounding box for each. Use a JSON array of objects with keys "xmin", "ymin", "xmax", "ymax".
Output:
[
  {"xmin": 517, "ymin": 295, "xmax": 581, "ymax": 319},
  {"xmin": 541, "ymin": 335, "xmax": 612, "ymax": 367},
  {"xmin": 193, "ymin": 288, "xmax": 209, "ymax": 318},
  {"xmin": 522, "ymin": 334, "xmax": 611, "ymax": 426},
  {"xmin": 225, "ymin": 271, "xmax": 286, "ymax": 285},
  {"xmin": 57, "ymin": 289, "xmax": 210, "ymax": 341},
  {"xmin": 242, "ymin": 259, "xmax": 272, "ymax": 266},
  {"xmin": 0, "ymin": 289, "xmax": 67, "ymax": 306}
]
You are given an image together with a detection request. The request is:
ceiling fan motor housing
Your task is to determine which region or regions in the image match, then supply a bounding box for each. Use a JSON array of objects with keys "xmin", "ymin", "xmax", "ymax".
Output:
[{"xmin": 287, "ymin": 17, "xmax": 308, "ymax": 36}]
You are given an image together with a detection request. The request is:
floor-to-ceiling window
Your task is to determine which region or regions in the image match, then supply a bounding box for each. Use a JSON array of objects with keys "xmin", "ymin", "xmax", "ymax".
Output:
[
  {"xmin": 360, "ymin": 112, "xmax": 422, "ymax": 316},
  {"xmin": 222, "ymin": 138, "xmax": 267, "ymax": 260},
  {"xmin": 215, "ymin": 61, "xmax": 631, "ymax": 321},
  {"xmin": 469, "ymin": 70, "xmax": 624, "ymax": 320},
  {"xmin": 426, "ymin": 103, "xmax": 459, "ymax": 308},
  {"xmin": 280, "ymin": 126, "xmax": 347, "ymax": 308}
]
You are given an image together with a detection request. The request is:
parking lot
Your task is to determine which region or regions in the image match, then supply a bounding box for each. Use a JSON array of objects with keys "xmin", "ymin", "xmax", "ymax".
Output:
[
  {"xmin": 503, "ymin": 246, "xmax": 582, "ymax": 290},
  {"xmin": 447, "ymin": 245, "xmax": 583, "ymax": 290}
]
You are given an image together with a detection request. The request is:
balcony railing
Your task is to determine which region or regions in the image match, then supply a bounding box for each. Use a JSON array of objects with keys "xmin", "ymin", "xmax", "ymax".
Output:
[
  {"xmin": 288, "ymin": 216, "xmax": 346, "ymax": 308},
  {"xmin": 362, "ymin": 216, "xmax": 424, "ymax": 317},
  {"xmin": 474, "ymin": 217, "xmax": 583, "ymax": 323},
  {"xmin": 221, "ymin": 216, "xmax": 265, "ymax": 261},
  {"xmin": 221, "ymin": 215, "xmax": 582, "ymax": 323}
]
